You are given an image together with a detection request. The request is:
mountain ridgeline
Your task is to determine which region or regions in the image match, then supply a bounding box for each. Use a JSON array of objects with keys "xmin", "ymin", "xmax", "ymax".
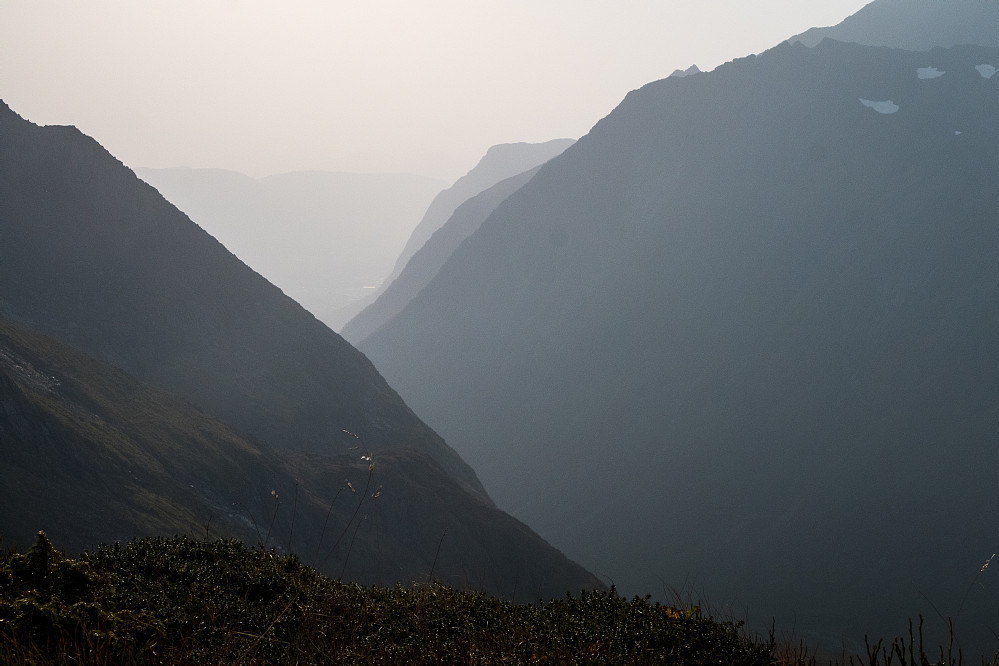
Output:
[
  {"xmin": 0, "ymin": 99, "xmax": 603, "ymax": 599},
  {"xmin": 790, "ymin": 0, "xmax": 999, "ymax": 51},
  {"xmin": 339, "ymin": 139, "xmax": 574, "ymax": 335},
  {"xmin": 343, "ymin": 165, "xmax": 546, "ymax": 345},
  {"xmin": 0, "ymin": 100, "xmax": 473, "ymax": 489},
  {"xmin": 6, "ymin": 0, "xmax": 999, "ymax": 652},
  {"xmin": 133, "ymin": 167, "xmax": 444, "ymax": 331},
  {"xmin": 390, "ymin": 139, "xmax": 576, "ymax": 282},
  {"xmin": 360, "ymin": 38, "xmax": 999, "ymax": 649}
]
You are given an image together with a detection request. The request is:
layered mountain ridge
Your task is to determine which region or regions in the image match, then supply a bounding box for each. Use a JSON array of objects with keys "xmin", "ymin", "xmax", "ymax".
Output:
[
  {"xmin": 343, "ymin": 165, "xmax": 545, "ymax": 345},
  {"xmin": 360, "ymin": 37, "xmax": 999, "ymax": 649},
  {"xmin": 790, "ymin": 0, "xmax": 999, "ymax": 51},
  {"xmin": 134, "ymin": 167, "xmax": 443, "ymax": 330},
  {"xmin": 340, "ymin": 139, "xmax": 574, "ymax": 337},
  {"xmin": 392, "ymin": 139, "xmax": 576, "ymax": 276},
  {"xmin": 0, "ymin": 99, "xmax": 468, "ymax": 485},
  {"xmin": 0, "ymin": 99, "xmax": 603, "ymax": 599}
]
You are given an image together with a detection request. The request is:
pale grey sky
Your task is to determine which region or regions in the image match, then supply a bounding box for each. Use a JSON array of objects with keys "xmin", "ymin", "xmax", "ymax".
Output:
[{"xmin": 1, "ymin": 0, "xmax": 870, "ymax": 181}]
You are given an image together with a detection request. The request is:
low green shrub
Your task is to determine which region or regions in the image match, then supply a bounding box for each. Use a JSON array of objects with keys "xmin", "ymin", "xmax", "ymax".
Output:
[
  {"xmin": 0, "ymin": 532, "xmax": 778, "ymax": 664},
  {"xmin": 6, "ymin": 532, "xmax": 994, "ymax": 664}
]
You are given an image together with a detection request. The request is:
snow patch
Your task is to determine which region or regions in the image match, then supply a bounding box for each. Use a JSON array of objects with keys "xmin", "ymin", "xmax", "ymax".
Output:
[
  {"xmin": 917, "ymin": 67, "xmax": 945, "ymax": 79},
  {"xmin": 859, "ymin": 98, "xmax": 899, "ymax": 114},
  {"xmin": 976, "ymin": 64, "xmax": 997, "ymax": 79}
]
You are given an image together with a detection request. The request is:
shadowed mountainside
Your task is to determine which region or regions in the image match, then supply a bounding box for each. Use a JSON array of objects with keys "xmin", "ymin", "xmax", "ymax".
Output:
[
  {"xmin": 0, "ymin": 100, "xmax": 603, "ymax": 598},
  {"xmin": 360, "ymin": 38, "xmax": 999, "ymax": 650},
  {"xmin": 0, "ymin": 316, "xmax": 274, "ymax": 553},
  {"xmin": 0, "ymin": 99, "xmax": 476, "ymax": 493},
  {"xmin": 0, "ymin": 317, "xmax": 600, "ymax": 596}
]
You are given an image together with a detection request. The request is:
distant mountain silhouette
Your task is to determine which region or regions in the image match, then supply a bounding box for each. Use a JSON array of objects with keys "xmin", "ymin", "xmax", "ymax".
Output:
[
  {"xmin": 790, "ymin": 0, "xmax": 999, "ymax": 50},
  {"xmin": 342, "ymin": 166, "xmax": 543, "ymax": 344},
  {"xmin": 669, "ymin": 64, "xmax": 701, "ymax": 78},
  {"xmin": 360, "ymin": 38, "xmax": 999, "ymax": 651},
  {"xmin": 338, "ymin": 140, "xmax": 574, "ymax": 330},
  {"xmin": 0, "ymin": 100, "xmax": 603, "ymax": 598},
  {"xmin": 134, "ymin": 167, "xmax": 444, "ymax": 331}
]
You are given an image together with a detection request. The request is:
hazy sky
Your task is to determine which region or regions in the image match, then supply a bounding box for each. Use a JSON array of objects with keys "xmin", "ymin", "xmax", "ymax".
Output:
[{"xmin": 1, "ymin": 1, "xmax": 870, "ymax": 181}]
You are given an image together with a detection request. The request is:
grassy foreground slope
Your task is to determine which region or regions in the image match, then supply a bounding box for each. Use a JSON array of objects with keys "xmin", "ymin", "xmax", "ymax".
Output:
[
  {"xmin": 0, "ymin": 533, "xmax": 778, "ymax": 665},
  {"xmin": 4, "ymin": 533, "xmax": 997, "ymax": 665}
]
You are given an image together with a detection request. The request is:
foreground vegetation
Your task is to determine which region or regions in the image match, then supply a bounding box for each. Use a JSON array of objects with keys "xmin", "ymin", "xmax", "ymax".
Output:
[{"xmin": 0, "ymin": 532, "xmax": 995, "ymax": 665}]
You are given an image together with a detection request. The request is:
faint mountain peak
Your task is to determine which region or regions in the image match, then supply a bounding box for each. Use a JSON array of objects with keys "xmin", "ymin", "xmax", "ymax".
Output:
[
  {"xmin": 338, "ymin": 138, "xmax": 575, "ymax": 332},
  {"xmin": 475, "ymin": 140, "xmax": 575, "ymax": 171},
  {"xmin": 342, "ymin": 165, "xmax": 545, "ymax": 345},
  {"xmin": 398, "ymin": 138, "xmax": 576, "ymax": 263},
  {"xmin": 669, "ymin": 64, "xmax": 701, "ymax": 78}
]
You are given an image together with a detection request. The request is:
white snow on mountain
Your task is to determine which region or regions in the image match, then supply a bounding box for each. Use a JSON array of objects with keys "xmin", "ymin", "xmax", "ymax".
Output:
[
  {"xmin": 917, "ymin": 67, "xmax": 946, "ymax": 79},
  {"xmin": 859, "ymin": 98, "xmax": 900, "ymax": 114}
]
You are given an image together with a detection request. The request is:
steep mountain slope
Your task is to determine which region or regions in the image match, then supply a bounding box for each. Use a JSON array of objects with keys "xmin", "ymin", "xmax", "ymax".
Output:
[
  {"xmin": 134, "ymin": 167, "xmax": 443, "ymax": 330},
  {"xmin": 0, "ymin": 318, "xmax": 599, "ymax": 596},
  {"xmin": 0, "ymin": 100, "xmax": 603, "ymax": 598},
  {"xmin": 338, "ymin": 140, "xmax": 574, "ymax": 330},
  {"xmin": 342, "ymin": 166, "xmax": 542, "ymax": 344},
  {"xmin": 393, "ymin": 140, "xmax": 575, "ymax": 276},
  {"xmin": 0, "ymin": 99, "xmax": 476, "ymax": 493},
  {"xmin": 790, "ymin": 0, "xmax": 999, "ymax": 50},
  {"xmin": 361, "ymin": 39, "xmax": 999, "ymax": 649},
  {"xmin": 0, "ymin": 316, "xmax": 274, "ymax": 553}
]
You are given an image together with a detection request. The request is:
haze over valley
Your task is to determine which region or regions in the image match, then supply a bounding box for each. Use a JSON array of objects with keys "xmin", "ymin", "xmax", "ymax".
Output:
[
  {"xmin": 4, "ymin": 0, "xmax": 999, "ymax": 659},
  {"xmin": 133, "ymin": 167, "xmax": 445, "ymax": 330}
]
